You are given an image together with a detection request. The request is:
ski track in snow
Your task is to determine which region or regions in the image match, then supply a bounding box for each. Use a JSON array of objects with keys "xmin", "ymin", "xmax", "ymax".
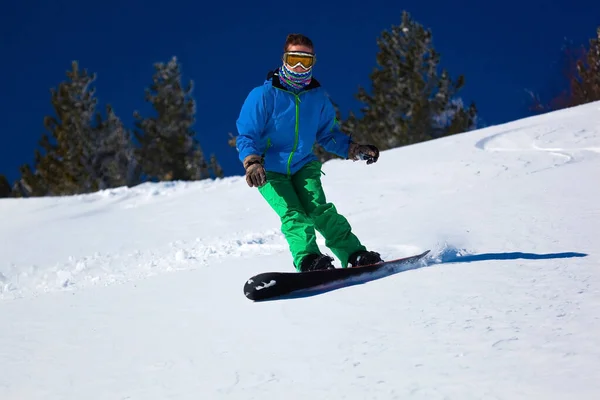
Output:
[
  {"xmin": 0, "ymin": 229, "xmax": 287, "ymax": 300},
  {"xmin": 474, "ymin": 121, "xmax": 600, "ymax": 176},
  {"xmin": 0, "ymin": 233, "xmax": 437, "ymax": 301}
]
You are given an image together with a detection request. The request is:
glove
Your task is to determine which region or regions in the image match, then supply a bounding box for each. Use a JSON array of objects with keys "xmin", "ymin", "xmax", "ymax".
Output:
[
  {"xmin": 243, "ymin": 154, "xmax": 267, "ymax": 187},
  {"xmin": 348, "ymin": 142, "xmax": 379, "ymax": 165}
]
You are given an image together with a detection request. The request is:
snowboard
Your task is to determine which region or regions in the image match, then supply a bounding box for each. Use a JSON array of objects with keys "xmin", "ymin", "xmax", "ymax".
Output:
[{"xmin": 243, "ymin": 249, "xmax": 431, "ymax": 301}]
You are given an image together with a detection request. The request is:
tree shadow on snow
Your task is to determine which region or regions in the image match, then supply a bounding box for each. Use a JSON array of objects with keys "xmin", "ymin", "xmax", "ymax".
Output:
[{"xmin": 258, "ymin": 248, "xmax": 588, "ymax": 302}]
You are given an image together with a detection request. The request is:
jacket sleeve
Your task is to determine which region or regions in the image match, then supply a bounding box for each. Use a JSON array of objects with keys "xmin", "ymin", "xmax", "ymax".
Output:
[
  {"xmin": 236, "ymin": 86, "xmax": 268, "ymax": 163},
  {"xmin": 316, "ymin": 96, "xmax": 352, "ymax": 159}
]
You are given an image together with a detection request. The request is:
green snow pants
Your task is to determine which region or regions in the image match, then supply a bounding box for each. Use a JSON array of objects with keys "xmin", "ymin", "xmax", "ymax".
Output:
[{"xmin": 257, "ymin": 161, "xmax": 366, "ymax": 270}]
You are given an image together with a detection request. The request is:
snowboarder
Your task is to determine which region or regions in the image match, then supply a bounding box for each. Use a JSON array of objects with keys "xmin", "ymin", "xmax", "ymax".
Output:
[{"xmin": 235, "ymin": 33, "xmax": 383, "ymax": 272}]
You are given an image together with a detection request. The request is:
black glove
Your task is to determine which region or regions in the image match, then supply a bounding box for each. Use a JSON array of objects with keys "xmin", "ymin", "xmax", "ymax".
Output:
[
  {"xmin": 243, "ymin": 155, "xmax": 267, "ymax": 187},
  {"xmin": 348, "ymin": 142, "xmax": 379, "ymax": 165}
]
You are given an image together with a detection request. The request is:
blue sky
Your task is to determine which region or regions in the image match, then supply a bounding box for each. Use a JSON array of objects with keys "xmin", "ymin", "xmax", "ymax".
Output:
[{"xmin": 1, "ymin": 0, "xmax": 599, "ymax": 183}]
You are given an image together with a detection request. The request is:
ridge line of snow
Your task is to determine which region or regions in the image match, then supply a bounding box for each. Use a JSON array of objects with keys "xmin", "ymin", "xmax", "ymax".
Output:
[{"xmin": 0, "ymin": 229, "xmax": 287, "ymax": 300}]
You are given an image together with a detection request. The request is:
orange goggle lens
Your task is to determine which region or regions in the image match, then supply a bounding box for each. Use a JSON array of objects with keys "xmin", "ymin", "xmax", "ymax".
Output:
[{"xmin": 283, "ymin": 52, "xmax": 316, "ymax": 69}]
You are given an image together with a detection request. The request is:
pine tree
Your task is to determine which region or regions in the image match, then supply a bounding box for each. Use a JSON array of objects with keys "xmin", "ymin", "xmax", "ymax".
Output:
[
  {"xmin": 18, "ymin": 61, "xmax": 100, "ymax": 196},
  {"xmin": 526, "ymin": 39, "xmax": 589, "ymax": 114},
  {"xmin": 0, "ymin": 175, "xmax": 11, "ymax": 198},
  {"xmin": 344, "ymin": 11, "xmax": 477, "ymax": 151},
  {"xmin": 527, "ymin": 27, "xmax": 600, "ymax": 114},
  {"xmin": 571, "ymin": 26, "xmax": 600, "ymax": 105},
  {"xmin": 227, "ymin": 132, "xmax": 237, "ymax": 149},
  {"xmin": 94, "ymin": 104, "xmax": 140, "ymax": 188},
  {"xmin": 134, "ymin": 56, "xmax": 218, "ymax": 182},
  {"xmin": 209, "ymin": 154, "xmax": 224, "ymax": 178},
  {"xmin": 16, "ymin": 159, "xmax": 49, "ymax": 197}
]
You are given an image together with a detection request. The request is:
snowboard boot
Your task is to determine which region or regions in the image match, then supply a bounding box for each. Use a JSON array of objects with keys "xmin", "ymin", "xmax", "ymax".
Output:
[
  {"xmin": 298, "ymin": 254, "xmax": 335, "ymax": 272},
  {"xmin": 348, "ymin": 250, "xmax": 383, "ymax": 267}
]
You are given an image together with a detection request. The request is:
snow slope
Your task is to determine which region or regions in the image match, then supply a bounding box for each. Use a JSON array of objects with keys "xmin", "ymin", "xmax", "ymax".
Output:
[{"xmin": 1, "ymin": 101, "xmax": 600, "ymax": 399}]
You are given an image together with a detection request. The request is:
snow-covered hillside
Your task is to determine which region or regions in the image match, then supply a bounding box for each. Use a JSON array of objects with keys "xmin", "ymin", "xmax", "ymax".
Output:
[{"xmin": 1, "ymin": 102, "xmax": 599, "ymax": 399}]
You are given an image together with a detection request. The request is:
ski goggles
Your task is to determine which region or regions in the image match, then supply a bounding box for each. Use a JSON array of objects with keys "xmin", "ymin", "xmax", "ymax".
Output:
[{"xmin": 283, "ymin": 51, "xmax": 316, "ymax": 70}]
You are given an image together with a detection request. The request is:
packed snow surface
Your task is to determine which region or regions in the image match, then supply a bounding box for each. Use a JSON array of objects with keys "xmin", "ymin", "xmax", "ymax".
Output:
[{"xmin": 1, "ymin": 102, "xmax": 600, "ymax": 399}]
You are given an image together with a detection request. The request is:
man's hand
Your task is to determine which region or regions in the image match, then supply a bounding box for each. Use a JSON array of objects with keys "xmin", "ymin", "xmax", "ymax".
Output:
[
  {"xmin": 348, "ymin": 142, "xmax": 380, "ymax": 165},
  {"xmin": 243, "ymin": 154, "xmax": 267, "ymax": 187}
]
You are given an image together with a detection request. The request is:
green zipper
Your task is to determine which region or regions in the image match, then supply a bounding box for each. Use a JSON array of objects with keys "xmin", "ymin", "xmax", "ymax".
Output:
[
  {"xmin": 286, "ymin": 94, "xmax": 300, "ymax": 176},
  {"xmin": 262, "ymin": 137, "xmax": 271, "ymax": 158},
  {"xmin": 272, "ymin": 86, "xmax": 305, "ymax": 176}
]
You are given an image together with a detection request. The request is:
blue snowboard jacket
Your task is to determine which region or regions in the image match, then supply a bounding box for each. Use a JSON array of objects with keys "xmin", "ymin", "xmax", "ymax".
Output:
[{"xmin": 235, "ymin": 69, "xmax": 352, "ymax": 176}]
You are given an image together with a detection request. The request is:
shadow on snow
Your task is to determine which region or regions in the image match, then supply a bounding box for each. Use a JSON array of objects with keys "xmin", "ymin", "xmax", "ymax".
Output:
[
  {"xmin": 438, "ymin": 251, "xmax": 588, "ymax": 264},
  {"xmin": 256, "ymin": 248, "xmax": 588, "ymax": 302}
]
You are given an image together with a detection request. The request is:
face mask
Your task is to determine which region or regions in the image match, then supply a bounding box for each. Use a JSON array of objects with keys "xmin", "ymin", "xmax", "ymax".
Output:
[{"xmin": 279, "ymin": 63, "xmax": 312, "ymax": 90}]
